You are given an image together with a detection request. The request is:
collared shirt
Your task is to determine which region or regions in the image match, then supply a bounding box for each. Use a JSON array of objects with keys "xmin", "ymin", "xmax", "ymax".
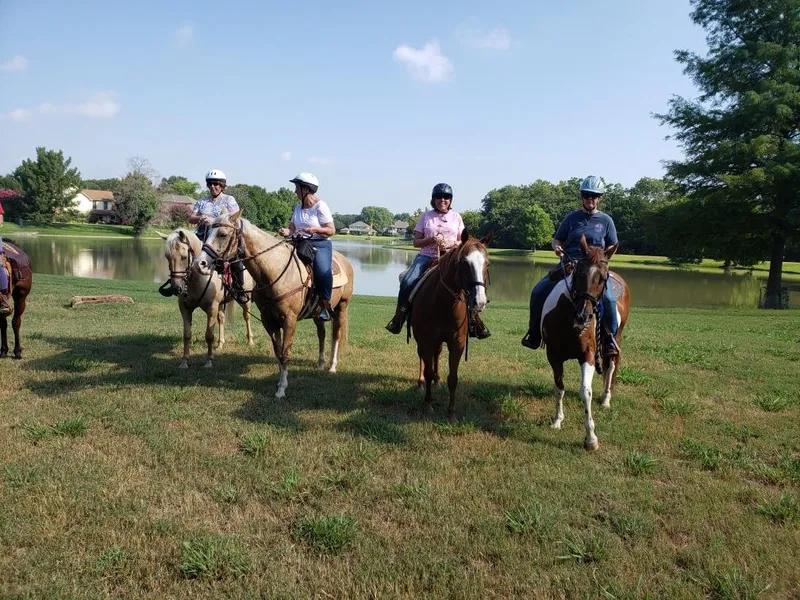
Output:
[
  {"xmin": 192, "ymin": 193, "xmax": 239, "ymax": 236},
  {"xmin": 415, "ymin": 209, "xmax": 465, "ymax": 258},
  {"xmin": 555, "ymin": 209, "xmax": 618, "ymax": 258},
  {"xmin": 290, "ymin": 199, "xmax": 334, "ymax": 240}
]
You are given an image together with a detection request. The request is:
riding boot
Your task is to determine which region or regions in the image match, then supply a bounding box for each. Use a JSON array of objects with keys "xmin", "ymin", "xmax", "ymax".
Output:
[
  {"xmin": 521, "ymin": 329, "xmax": 541, "ymax": 349},
  {"xmin": 318, "ymin": 300, "xmax": 332, "ymax": 322},
  {"xmin": 468, "ymin": 312, "xmax": 491, "ymax": 339},
  {"xmin": 385, "ymin": 304, "xmax": 409, "ymax": 334},
  {"xmin": 602, "ymin": 327, "xmax": 620, "ymax": 358},
  {"xmin": 0, "ymin": 292, "xmax": 11, "ymax": 317},
  {"xmin": 231, "ymin": 264, "xmax": 248, "ymax": 304}
]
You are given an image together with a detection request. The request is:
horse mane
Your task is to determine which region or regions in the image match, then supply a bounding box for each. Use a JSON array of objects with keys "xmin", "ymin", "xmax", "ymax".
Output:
[
  {"xmin": 167, "ymin": 228, "xmax": 202, "ymax": 256},
  {"xmin": 583, "ymin": 244, "xmax": 606, "ymax": 265}
]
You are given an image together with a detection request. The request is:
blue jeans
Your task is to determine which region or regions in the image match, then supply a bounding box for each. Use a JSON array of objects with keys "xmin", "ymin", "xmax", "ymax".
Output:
[
  {"xmin": 602, "ymin": 282, "xmax": 619, "ymax": 337},
  {"xmin": 0, "ymin": 236, "xmax": 7, "ymax": 293},
  {"xmin": 398, "ymin": 253, "xmax": 433, "ymax": 306},
  {"xmin": 310, "ymin": 239, "xmax": 333, "ymax": 300}
]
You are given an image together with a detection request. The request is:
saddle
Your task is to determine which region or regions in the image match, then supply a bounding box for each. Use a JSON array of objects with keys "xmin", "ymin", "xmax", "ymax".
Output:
[{"xmin": 293, "ymin": 250, "xmax": 349, "ymax": 321}]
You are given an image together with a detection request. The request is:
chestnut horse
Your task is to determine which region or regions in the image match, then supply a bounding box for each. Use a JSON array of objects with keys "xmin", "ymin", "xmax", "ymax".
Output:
[
  {"xmin": 1, "ymin": 240, "xmax": 32, "ymax": 359},
  {"xmin": 196, "ymin": 212, "xmax": 355, "ymax": 398},
  {"xmin": 541, "ymin": 235, "xmax": 630, "ymax": 451},
  {"xmin": 158, "ymin": 228, "xmax": 255, "ymax": 368},
  {"xmin": 411, "ymin": 230, "xmax": 492, "ymax": 423}
]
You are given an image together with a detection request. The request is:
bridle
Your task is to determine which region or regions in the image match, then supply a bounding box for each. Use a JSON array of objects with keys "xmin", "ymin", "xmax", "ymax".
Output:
[
  {"xmin": 563, "ymin": 251, "xmax": 608, "ymax": 330},
  {"xmin": 158, "ymin": 238, "xmax": 195, "ymax": 298},
  {"xmin": 438, "ymin": 242, "xmax": 490, "ymax": 307}
]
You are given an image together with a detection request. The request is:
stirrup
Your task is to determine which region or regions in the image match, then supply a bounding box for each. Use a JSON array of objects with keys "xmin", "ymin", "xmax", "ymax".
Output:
[{"xmin": 521, "ymin": 332, "xmax": 539, "ymax": 349}]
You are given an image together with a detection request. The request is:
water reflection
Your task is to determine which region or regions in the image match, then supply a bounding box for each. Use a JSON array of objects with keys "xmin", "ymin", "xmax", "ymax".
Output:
[{"xmin": 10, "ymin": 236, "xmax": 794, "ymax": 308}]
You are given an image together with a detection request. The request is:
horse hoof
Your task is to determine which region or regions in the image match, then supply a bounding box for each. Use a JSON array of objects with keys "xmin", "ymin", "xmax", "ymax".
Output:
[
  {"xmin": 424, "ymin": 404, "xmax": 434, "ymax": 415},
  {"xmin": 204, "ymin": 361, "xmax": 213, "ymax": 369},
  {"xmin": 317, "ymin": 363, "xmax": 326, "ymax": 371},
  {"xmin": 13, "ymin": 353, "xmax": 22, "ymax": 360},
  {"xmin": 550, "ymin": 421, "xmax": 563, "ymax": 430},
  {"xmin": 179, "ymin": 362, "xmax": 189, "ymax": 369},
  {"xmin": 275, "ymin": 390, "xmax": 286, "ymax": 399},
  {"xmin": 584, "ymin": 439, "xmax": 600, "ymax": 452},
  {"xmin": 248, "ymin": 340, "xmax": 255, "ymax": 347},
  {"xmin": 0, "ymin": 352, "xmax": 7, "ymax": 359},
  {"xmin": 601, "ymin": 400, "xmax": 611, "ymax": 410},
  {"xmin": 328, "ymin": 366, "xmax": 337, "ymax": 374}
]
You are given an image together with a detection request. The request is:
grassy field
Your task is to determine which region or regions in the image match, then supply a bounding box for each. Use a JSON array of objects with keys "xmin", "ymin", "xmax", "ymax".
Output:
[{"xmin": 1, "ymin": 275, "xmax": 799, "ymax": 598}]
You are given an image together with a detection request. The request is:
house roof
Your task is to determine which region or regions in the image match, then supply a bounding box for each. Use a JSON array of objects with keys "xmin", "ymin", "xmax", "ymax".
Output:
[
  {"xmin": 349, "ymin": 221, "xmax": 373, "ymax": 229},
  {"xmin": 162, "ymin": 194, "xmax": 196, "ymax": 205},
  {"xmin": 81, "ymin": 189, "xmax": 115, "ymax": 201},
  {"xmin": 391, "ymin": 220, "xmax": 409, "ymax": 229}
]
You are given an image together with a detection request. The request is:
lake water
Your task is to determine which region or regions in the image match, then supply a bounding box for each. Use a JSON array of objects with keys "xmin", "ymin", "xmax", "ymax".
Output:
[{"xmin": 9, "ymin": 235, "xmax": 797, "ymax": 308}]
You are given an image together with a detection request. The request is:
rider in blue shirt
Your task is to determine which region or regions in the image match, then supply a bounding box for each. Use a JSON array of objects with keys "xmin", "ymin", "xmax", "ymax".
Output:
[{"xmin": 521, "ymin": 176, "xmax": 620, "ymax": 356}]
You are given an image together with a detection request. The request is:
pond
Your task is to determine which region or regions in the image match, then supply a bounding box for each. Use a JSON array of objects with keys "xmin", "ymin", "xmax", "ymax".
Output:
[{"xmin": 9, "ymin": 235, "xmax": 796, "ymax": 309}]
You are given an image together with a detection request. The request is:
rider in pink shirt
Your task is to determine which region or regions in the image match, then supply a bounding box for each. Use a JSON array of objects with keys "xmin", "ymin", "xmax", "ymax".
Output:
[{"xmin": 385, "ymin": 183, "xmax": 490, "ymax": 339}]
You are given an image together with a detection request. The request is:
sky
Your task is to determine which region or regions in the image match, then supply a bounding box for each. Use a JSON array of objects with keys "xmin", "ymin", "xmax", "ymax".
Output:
[{"xmin": 0, "ymin": 0, "xmax": 709, "ymax": 215}]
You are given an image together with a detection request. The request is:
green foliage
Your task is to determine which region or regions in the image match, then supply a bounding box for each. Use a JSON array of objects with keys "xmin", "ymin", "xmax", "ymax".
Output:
[
  {"xmin": 332, "ymin": 213, "xmax": 361, "ymax": 227},
  {"xmin": 393, "ymin": 212, "xmax": 411, "ymax": 222},
  {"xmin": 291, "ymin": 514, "xmax": 358, "ymax": 554},
  {"xmin": 0, "ymin": 174, "xmax": 22, "ymax": 191},
  {"xmin": 159, "ymin": 175, "xmax": 201, "ymax": 198},
  {"xmin": 115, "ymin": 172, "xmax": 159, "ymax": 236},
  {"xmin": 519, "ymin": 202, "xmax": 554, "ymax": 248},
  {"xmin": 12, "ymin": 147, "xmax": 82, "ymax": 222},
  {"xmin": 179, "ymin": 535, "xmax": 250, "ymax": 579},
  {"xmin": 359, "ymin": 205, "xmax": 393, "ymax": 231},
  {"xmin": 82, "ymin": 178, "xmax": 121, "ymax": 194},
  {"xmin": 656, "ymin": 0, "xmax": 800, "ymax": 307},
  {"xmin": 460, "ymin": 209, "xmax": 483, "ymax": 236},
  {"xmin": 226, "ymin": 184, "xmax": 294, "ymax": 231}
]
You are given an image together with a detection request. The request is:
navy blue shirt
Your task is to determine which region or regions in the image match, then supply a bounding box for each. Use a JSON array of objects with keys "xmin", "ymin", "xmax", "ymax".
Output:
[{"xmin": 554, "ymin": 210, "xmax": 618, "ymax": 258}]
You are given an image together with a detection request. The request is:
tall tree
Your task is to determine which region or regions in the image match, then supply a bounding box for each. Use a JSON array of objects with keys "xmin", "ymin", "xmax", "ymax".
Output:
[
  {"xmin": 360, "ymin": 206, "xmax": 393, "ymax": 231},
  {"xmin": 115, "ymin": 160, "xmax": 160, "ymax": 235},
  {"xmin": 460, "ymin": 210, "xmax": 484, "ymax": 237},
  {"xmin": 12, "ymin": 147, "xmax": 82, "ymax": 222},
  {"xmin": 159, "ymin": 175, "xmax": 201, "ymax": 198},
  {"xmin": 656, "ymin": 0, "xmax": 800, "ymax": 308},
  {"xmin": 82, "ymin": 178, "xmax": 121, "ymax": 194}
]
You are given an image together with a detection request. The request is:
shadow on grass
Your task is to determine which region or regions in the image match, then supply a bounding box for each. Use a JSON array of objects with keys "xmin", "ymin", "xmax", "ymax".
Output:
[{"xmin": 23, "ymin": 333, "xmax": 589, "ymax": 449}]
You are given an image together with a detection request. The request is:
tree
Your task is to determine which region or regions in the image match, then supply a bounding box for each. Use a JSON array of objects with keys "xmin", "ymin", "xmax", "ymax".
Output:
[
  {"xmin": 393, "ymin": 212, "xmax": 411, "ymax": 222},
  {"xmin": 519, "ymin": 203, "xmax": 555, "ymax": 248},
  {"xmin": 82, "ymin": 178, "xmax": 121, "ymax": 194},
  {"xmin": 360, "ymin": 206, "xmax": 393, "ymax": 231},
  {"xmin": 116, "ymin": 170, "xmax": 159, "ymax": 235},
  {"xmin": 225, "ymin": 184, "xmax": 294, "ymax": 231},
  {"xmin": 159, "ymin": 175, "xmax": 201, "ymax": 198},
  {"xmin": 656, "ymin": 0, "xmax": 800, "ymax": 308},
  {"xmin": 12, "ymin": 147, "xmax": 82, "ymax": 222},
  {"xmin": 0, "ymin": 175, "xmax": 21, "ymax": 191},
  {"xmin": 407, "ymin": 208, "xmax": 424, "ymax": 235},
  {"xmin": 332, "ymin": 213, "xmax": 361, "ymax": 227},
  {"xmin": 460, "ymin": 210, "xmax": 484, "ymax": 236}
]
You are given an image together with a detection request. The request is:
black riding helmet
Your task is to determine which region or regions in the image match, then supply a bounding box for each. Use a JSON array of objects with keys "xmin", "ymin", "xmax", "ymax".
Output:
[{"xmin": 430, "ymin": 183, "xmax": 453, "ymax": 210}]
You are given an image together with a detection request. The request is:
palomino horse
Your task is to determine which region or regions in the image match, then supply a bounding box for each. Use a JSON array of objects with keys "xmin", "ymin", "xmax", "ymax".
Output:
[
  {"xmin": 541, "ymin": 235, "xmax": 630, "ymax": 451},
  {"xmin": 1, "ymin": 240, "xmax": 32, "ymax": 359},
  {"xmin": 411, "ymin": 230, "xmax": 492, "ymax": 423},
  {"xmin": 158, "ymin": 228, "xmax": 255, "ymax": 369},
  {"xmin": 196, "ymin": 212, "xmax": 355, "ymax": 398}
]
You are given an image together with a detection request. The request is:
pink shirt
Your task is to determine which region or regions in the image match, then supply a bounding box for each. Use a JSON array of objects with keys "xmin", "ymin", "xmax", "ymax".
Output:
[{"xmin": 415, "ymin": 209, "xmax": 465, "ymax": 258}]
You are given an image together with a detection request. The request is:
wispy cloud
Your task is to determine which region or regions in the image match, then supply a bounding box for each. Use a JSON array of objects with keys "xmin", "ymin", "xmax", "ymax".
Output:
[
  {"xmin": 174, "ymin": 25, "xmax": 193, "ymax": 48},
  {"xmin": 309, "ymin": 156, "xmax": 333, "ymax": 166},
  {"xmin": 455, "ymin": 24, "xmax": 512, "ymax": 51},
  {"xmin": 392, "ymin": 41, "xmax": 453, "ymax": 83},
  {"xmin": 0, "ymin": 55, "xmax": 28, "ymax": 72},
  {"xmin": 280, "ymin": 151, "xmax": 292, "ymax": 161},
  {"xmin": 0, "ymin": 91, "xmax": 120, "ymax": 122}
]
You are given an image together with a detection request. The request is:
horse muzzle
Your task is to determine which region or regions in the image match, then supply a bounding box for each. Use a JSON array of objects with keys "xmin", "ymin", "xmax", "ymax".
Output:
[{"xmin": 158, "ymin": 280, "xmax": 179, "ymax": 297}]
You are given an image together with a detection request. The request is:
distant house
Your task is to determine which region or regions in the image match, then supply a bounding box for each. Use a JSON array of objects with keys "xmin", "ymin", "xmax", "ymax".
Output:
[
  {"xmin": 348, "ymin": 221, "xmax": 375, "ymax": 235},
  {"xmin": 382, "ymin": 220, "xmax": 410, "ymax": 236},
  {"xmin": 337, "ymin": 227, "xmax": 351, "ymax": 234},
  {"xmin": 162, "ymin": 194, "xmax": 196, "ymax": 210},
  {"xmin": 157, "ymin": 194, "xmax": 196, "ymax": 226},
  {"xmin": 73, "ymin": 189, "xmax": 114, "ymax": 215}
]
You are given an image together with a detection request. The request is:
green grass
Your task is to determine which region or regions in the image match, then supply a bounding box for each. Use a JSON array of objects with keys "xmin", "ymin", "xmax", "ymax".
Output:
[
  {"xmin": 3, "ymin": 221, "xmax": 165, "ymax": 238},
  {"xmin": 1, "ymin": 274, "xmax": 799, "ymax": 597}
]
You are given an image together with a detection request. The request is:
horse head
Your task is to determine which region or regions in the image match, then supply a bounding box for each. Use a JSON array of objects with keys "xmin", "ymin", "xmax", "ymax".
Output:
[
  {"xmin": 454, "ymin": 229, "xmax": 493, "ymax": 312},
  {"xmin": 160, "ymin": 229, "xmax": 201, "ymax": 297},
  {"xmin": 196, "ymin": 210, "xmax": 242, "ymax": 276},
  {"xmin": 569, "ymin": 235, "xmax": 617, "ymax": 334}
]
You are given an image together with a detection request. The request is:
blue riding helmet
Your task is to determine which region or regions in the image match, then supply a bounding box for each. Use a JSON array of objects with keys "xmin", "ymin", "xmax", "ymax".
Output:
[
  {"xmin": 579, "ymin": 176, "xmax": 606, "ymax": 195},
  {"xmin": 431, "ymin": 183, "xmax": 453, "ymax": 197}
]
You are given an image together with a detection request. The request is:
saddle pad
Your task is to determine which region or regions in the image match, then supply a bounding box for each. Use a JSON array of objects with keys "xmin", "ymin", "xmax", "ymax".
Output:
[
  {"xmin": 408, "ymin": 264, "xmax": 438, "ymax": 303},
  {"xmin": 331, "ymin": 256, "xmax": 348, "ymax": 289},
  {"xmin": 608, "ymin": 272, "xmax": 625, "ymax": 300},
  {"xmin": 2, "ymin": 241, "xmax": 31, "ymax": 283}
]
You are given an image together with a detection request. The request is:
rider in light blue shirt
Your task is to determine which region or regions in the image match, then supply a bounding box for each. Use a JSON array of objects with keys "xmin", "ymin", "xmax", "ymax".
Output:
[{"xmin": 522, "ymin": 176, "xmax": 620, "ymax": 356}]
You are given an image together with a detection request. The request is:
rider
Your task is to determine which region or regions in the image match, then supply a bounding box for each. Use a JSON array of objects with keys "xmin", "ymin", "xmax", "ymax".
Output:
[
  {"xmin": 0, "ymin": 199, "xmax": 10, "ymax": 316},
  {"xmin": 188, "ymin": 169, "xmax": 248, "ymax": 303},
  {"xmin": 385, "ymin": 183, "xmax": 491, "ymax": 339},
  {"xmin": 521, "ymin": 175, "xmax": 620, "ymax": 355},
  {"xmin": 278, "ymin": 172, "xmax": 335, "ymax": 322}
]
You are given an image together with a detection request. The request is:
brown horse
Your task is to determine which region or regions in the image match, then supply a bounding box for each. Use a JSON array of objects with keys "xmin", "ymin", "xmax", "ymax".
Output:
[
  {"xmin": 158, "ymin": 228, "xmax": 255, "ymax": 369},
  {"xmin": 196, "ymin": 212, "xmax": 355, "ymax": 398},
  {"xmin": 1, "ymin": 241, "xmax": 33, "ymax": 359},
  {"xmin": 411, "ymin": 230, "xmax": 492, "ymax": 423},
  {"xmin": 541, "ymin": 235, "xmax": 630, "ymax": 451}
]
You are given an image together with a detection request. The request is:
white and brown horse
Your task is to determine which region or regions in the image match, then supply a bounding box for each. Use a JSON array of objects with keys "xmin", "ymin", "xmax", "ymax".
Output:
[
  {"xmin": 196, "ymin": 212, "xmax": 354, "ymax": 398},
  {"xmin": 541, "ymin": 235, "xmax": 630, "ymax": 450},
  {"xmin": 411, "ymin": 231, "xmax": 492, "ymax": 423},
  {"xmin": 159, "ymin": 228, "xmax": 254, "ymax": 369}
]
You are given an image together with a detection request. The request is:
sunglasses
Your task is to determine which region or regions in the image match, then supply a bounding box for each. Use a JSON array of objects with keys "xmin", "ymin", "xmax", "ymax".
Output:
[
  {"xmin": 581, "ymin": 192, "xmax": 601, "ymax": 200},
  {"xmin": 433, "ymin": 194, "xmax": 452, "ymax": 201},
  {"xmin": 207, "ymin": 181, "xmax": 224, "ymax": 188}
]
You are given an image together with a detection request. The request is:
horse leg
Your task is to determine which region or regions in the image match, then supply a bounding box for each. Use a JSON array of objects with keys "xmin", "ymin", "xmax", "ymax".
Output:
[
  {"xmin": 580, "ymin": 360, "xmax": 599, "ymax": 451},
  {"xmin": 242, "ymin": 300, "xmax": 255, "ymax": 347},
  {"xmin": 549, "ymin": 356, "xmax": 566, "ymax": 430},
  {"xmin": 433, "ymin": 343, "xmax": 442, "ymax": 386},
  {"xmin": 417, "ymin": 358, "xmax": 425, "ymax": 391},
  {"xmin": 179, "ymin": 303, "xmax": 192, "ymax": 369},
  {"xmin": 315, "ymin": 318, "xmax": 327, "ymax": 370},
  {"xmin": 418, "ymin": 345, "xmax": 436, "ymax": 414},
  {"xmin": 329, "ymin": 299, "xmax": 347, "ymax": 373},
  {"xmin": 600, "ymin": 356, "xmax": 615, "ymax": 409},
  {"xmin": 0, "ymin": 315, "xmax": 8, "ymax": 358},
  {"xmin": 11, "ymin": 295, "xmax": 26, "ymax": 359},
  {"xmin": 216, "ymin": 301, "xmax": 226, "ymax": 350},
  {"xmin": 446, "ymin": 341, "xmax": 465, "ymax": 424},
  {"xmin": 203, "ymin": 306, "xmax": 218, "ymax": 368},
  {"xmin": 275, "ymin": 316, "xmax": 298, "ymax": 399}
]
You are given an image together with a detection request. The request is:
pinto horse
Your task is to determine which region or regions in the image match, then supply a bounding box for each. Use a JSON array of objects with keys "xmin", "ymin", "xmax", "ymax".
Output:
[
  {"xmin": 196, "ymin": 212, "xmax": 355, "ymax": 398},
  {"xmin": 411, "ymin": 230, "xmax": 492, "ymax": 423},
  {"xmin": 1, "ymin": 240, "xmax": 32, "ymax": 359},
  {"xmin": 158, "ymin": 228, "xmax": 255, "ymax": 368},
  {"xmin": 541, "ymin": 235, "xmax": 630, "ymax": 451}
]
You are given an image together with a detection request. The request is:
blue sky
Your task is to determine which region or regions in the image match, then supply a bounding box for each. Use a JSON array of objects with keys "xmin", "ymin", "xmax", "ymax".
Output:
[{"xmin": 0, "ymin": 0, "xmax": 707, "ymax": 215}]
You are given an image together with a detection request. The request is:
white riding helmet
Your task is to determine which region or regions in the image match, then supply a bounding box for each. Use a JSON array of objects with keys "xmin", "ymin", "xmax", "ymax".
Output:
[
  {"xmin": 205, "ymin": 169, "xmax": 227, "ymax": 182},
  {"xmin": 289, "ymin": 172, "xmax": 319, "ymax": 193}
]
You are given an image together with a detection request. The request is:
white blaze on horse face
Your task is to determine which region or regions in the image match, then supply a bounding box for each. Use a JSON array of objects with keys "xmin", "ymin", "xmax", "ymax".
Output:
[
  {"xmin": 464, "ymin": 250, "xmax": 488, "ymax": 311},
  {"xmin": 196, "ymin": 226, "xmax": 218, "ymax": 275}
]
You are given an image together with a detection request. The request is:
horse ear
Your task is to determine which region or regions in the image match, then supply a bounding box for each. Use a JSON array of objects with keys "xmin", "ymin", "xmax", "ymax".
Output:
[
  {"xmin": 231, "ymin": 210, "xmax": 242, "ymax": 223},
  {"xmin": 461, "ymin": 228, "xmax": 470, "ymax": 243},
  {"xmin": 156, "ymin": 231, "xmax": 168, "ymax": 240},
  {"xmin": 605, "ymin": 244, "xmax": 618, "ymax": 260},
  {"xmin": 580, "ymin": 234, "xmax": 590, "ymax": 254},
  {"xmin": 178, "ymin": 230, "xmax": 187, "ymax": 242},
  {"xmin": 481, "ymin": 231, "xmax": 494, "ymax": 246}
]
